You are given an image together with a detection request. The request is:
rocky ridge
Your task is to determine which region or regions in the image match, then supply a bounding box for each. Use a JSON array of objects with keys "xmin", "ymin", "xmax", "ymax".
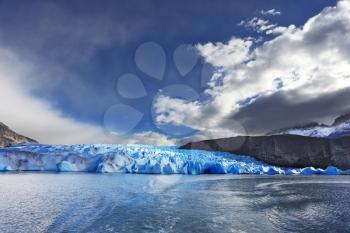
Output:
[{"xmin": 0, "ymin": 122, "xmax": 37, "ymax": 147}]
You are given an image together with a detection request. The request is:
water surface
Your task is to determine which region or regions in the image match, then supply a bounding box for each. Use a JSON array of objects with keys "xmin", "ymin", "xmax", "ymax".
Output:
[{"xmin": 0, "ymin": 173, "xmax": 349, "ymax": 233}]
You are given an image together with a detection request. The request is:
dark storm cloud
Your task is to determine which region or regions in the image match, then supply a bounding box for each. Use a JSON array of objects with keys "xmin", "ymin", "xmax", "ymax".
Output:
[{"xmin": 234, "ymin": 88, "xmax": 350, "ymax": 135}]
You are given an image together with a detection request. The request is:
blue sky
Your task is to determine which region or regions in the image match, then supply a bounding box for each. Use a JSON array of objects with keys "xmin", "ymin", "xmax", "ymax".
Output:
[{"xmin": 2, "ymin": 0, "xmax": 350, "ymax": 145}]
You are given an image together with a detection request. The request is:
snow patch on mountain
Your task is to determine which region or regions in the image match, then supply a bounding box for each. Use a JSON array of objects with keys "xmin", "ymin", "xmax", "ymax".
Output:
[{"xmin": 269, "ymin": 114, "xmax": 350, "ymax": 138}]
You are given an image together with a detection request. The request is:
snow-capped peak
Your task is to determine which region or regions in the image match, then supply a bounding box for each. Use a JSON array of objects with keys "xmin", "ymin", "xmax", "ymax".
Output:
[{"xmin": 268, "ymin": 113, "xmax": 350, "ymax": 138}]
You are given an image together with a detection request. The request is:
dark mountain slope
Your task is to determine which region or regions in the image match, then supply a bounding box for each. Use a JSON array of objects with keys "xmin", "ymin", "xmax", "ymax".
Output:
[{"xmin": 180, "ymin": 135, "xmax": 350, "ymax": 170}]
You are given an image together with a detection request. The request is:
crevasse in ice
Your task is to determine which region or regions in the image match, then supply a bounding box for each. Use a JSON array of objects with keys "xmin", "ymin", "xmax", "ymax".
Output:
[{"xmin": 0, "ymin": 144, "xmax": 344, "ymax": 175}]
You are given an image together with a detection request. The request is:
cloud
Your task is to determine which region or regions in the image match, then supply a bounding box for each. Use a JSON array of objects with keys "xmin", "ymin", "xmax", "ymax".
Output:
[
  {"xmin": 154, "ymin": 0, "xmax": 350, "ymax": 139},
  {"xmin": 265, "ymin": 26, "xmax": 290, "ymax": 35},
  {"xmin": 124, "ymin": 131, "xmax": 176, "ymax": 146},
  {"xmin": 234, "ymin": 88, "xmax": 350, "ymax": 135},
  {"xmin": 196, "ymin": 38, "xmax": 253, "ymax": 68},
  {"xmin": 0, "ymin": 1, "xmax": 149, "ymax": 63},
  {"xmin": 0, "ymin": 0, "xmax": 157, "ymax": 130},
  {"xmin": 239, "ymin": 17, "xmax": 277, "ymax": 33},
  {"xmin": 0, "ymin": 1, "xmax": 176, "ymax": 146},
  {"xmin": 0, "ymin": 46, "xmax": 174, "ymax": 145},
  {"xmin": 239, "ymin": 16, "xmax": 289, "ymax": 35},
  {"xmin": 260, "ymin": 9, "xmax": 281, "ymax": 16}
]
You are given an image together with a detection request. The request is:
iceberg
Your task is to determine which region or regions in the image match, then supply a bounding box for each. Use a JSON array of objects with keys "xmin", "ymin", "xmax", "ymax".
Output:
[{"xmin": 0, "ymin": 144, "xmax": 345, "ymax": 175}]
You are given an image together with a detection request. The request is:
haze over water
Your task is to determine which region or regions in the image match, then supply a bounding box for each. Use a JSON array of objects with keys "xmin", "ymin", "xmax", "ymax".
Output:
[{"xmin": 0, "ymin": 174, "xmax": 349, "ymax": 233}]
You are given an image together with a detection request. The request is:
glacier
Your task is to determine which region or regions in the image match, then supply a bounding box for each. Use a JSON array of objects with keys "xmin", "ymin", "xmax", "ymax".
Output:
[{"xmin": 0, "ymin": 144, "xmax": 346, "ymax": 175}]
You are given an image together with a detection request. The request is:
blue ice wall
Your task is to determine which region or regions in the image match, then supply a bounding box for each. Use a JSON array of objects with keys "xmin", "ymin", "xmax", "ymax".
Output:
[{"xmin": 0, "ymin": 144, "xmax": 344, "ymax": 175}]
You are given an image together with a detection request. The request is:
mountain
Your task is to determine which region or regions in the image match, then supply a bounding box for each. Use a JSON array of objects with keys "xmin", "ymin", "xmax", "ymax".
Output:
[
  {"xmin": 179, "ymin": 135, "xmax": 350, "ymax": 170},
  {"xmin": 333, "ymin": 113, "xmax": 350, "ymax": 125},
  {"xmin": 267, "ymin": 113, "xmax": 350, "ymax": 138},
  {"xmin": 0, "ymin": 122, "xmax": 37, "ymax": 147}
]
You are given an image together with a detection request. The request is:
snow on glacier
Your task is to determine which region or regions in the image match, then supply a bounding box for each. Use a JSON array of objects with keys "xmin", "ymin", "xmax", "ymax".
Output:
[{"xmin": 0, "ymin": 144, "xmax": 344, "ymax": 175}]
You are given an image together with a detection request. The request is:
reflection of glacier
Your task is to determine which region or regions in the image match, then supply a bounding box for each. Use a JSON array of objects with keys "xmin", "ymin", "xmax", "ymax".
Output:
[{"xmin": 0, "ymin": 144, "xmax": 345, "ymax": 175}]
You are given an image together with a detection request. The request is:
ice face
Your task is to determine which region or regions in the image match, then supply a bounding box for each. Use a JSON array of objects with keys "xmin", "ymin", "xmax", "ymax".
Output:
[{"xmin": 0, "ymin": 144, "xmax": 345, "ymax": 175}]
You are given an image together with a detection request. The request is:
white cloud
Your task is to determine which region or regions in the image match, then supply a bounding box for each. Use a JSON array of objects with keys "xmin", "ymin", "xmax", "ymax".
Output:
[
  {"xmin": 196, "ymin": 38, "xmax": 253, "ymax": 68},
  {"xmin": 239, "ymin": 17, "xmax": 277, "ymax": 33},
  {"xmin": 154, "ymin": 0, "xmax": 350, "ymax": 139},
  {"xmin": 125, "ymin": 131, "xmax": 175, "ymax": 146},
  {"xmin": 265, "ymin": 25, "xmax": 290, "ymax": 35},
  {"xmin": 239, "ymin": 16, "xmax": 289, "ymax": 35},
  {"xmin": 260, "ymin": 9, "xmax": 281, "ymax": 16},
  {"xmin": 0, "ymin": 46, "xmax": 174, "ymax": 145},
  {"xmin": 239, "ymin": 7, "xmax": 286, "ymax": 36}
]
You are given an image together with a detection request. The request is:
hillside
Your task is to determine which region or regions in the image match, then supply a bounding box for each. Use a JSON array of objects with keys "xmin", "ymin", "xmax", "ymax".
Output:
[{"xmin": 0, "ymin": 122, "xmax": 37, "ymax": 147}]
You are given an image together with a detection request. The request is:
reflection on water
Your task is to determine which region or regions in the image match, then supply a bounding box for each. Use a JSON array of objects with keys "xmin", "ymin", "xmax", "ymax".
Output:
[{"xmin": 0, "ymin": 174, "xmax": 350, "ymax": 233}]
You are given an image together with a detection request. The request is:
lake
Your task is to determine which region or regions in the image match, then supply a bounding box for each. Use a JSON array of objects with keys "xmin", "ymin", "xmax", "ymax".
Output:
[{"xmin": 0, "ymin": 173, "xmax": 349, "ymax": 233}]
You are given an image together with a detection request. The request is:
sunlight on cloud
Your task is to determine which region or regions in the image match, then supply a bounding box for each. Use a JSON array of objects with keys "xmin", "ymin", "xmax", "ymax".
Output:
[{"xmin": 154, "ymin": 0, "xmax": 350, "ymax": 138}]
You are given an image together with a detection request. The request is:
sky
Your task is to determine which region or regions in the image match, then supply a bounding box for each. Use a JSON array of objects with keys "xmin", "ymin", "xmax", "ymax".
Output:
[{"xmin": 1, "ymin": 0, "xmax": 350, "ymax": 145}]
